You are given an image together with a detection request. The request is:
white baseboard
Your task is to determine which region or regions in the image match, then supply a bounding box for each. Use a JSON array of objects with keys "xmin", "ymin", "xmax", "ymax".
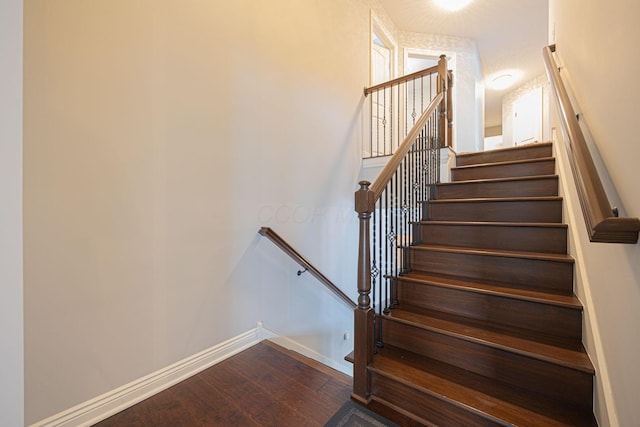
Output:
[
  {"xmin": 31, "ymin": 327, "xmax": 263, "ymax": 427},
  {"xmin": 31, "ymin": 322, "xmax": 351, "ymax": 427},
  {"xmin": 258, "ymin": 324, "xmax": 353, "ymax": 377}
]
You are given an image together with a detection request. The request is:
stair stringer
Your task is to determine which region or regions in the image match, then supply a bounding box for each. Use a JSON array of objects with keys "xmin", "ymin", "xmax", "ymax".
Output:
[{"xmin": 552, "ymin": 137, "xmax": 620, "ymax": 427}]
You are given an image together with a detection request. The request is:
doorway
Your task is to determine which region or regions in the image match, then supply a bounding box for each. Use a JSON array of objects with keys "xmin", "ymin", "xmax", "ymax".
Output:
[
  {"xmin": 369, "ymin": 16, "xmax": 396, "ymax": 156},
  {"xmin": 513, "ymin": 87, "xmax": 543, "ymax": 146}
]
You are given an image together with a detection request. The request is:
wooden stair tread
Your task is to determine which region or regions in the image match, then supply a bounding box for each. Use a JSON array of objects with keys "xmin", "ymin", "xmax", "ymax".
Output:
[
  {"xmin": 457, "ymin": 142, "xmax": 552, "ymax": 158},
  {"xmin": 429, "ymin": 196, "xmax": 563, "ymax": 204},
  {"xmin": 384, "ymin": 306, "xmax": 594, "ymax": 373},
  {"xmin": 411, "ymin": 244, "xmax": 575, "ymax": 263},
  {"xmin": 451, "ymin": 157, "xmax": 555, "ymax": 171},
  {"xmin": 397, "ymin": 271, "xmax": 581, "ymax": 308},
  {"xmin": 344, "ymin": 351, "xmax": 354, "ymax": 364},
  {"xmin": 417, "ymin": 220, "xmax": 568, "ymax": 229},
  {"xmin": 370, "ymin": 345, "xmax": 596, "ymax": 426},
  {"xmin": 437, "ymin": 174, "xmax": 558, "ymax": 187}
]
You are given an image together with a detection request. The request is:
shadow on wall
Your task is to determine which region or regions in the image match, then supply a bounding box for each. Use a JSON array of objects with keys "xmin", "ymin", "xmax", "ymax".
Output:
[{"xmin": 223, "ymin": 231, "xmax": 355, "ymax": 374}]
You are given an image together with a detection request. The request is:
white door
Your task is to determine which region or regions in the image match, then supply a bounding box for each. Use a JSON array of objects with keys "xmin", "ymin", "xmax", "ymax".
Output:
[
  {"xmin": 513, "ymin": 87, "xmax": 542, "ymax": 146},
  {"xmin": 371, "ymin": 34, "xmax": 392, "ymax": 155},
  {"xmin": 372, "ymin": 40, "xmax": 390, "ymax": 85}
]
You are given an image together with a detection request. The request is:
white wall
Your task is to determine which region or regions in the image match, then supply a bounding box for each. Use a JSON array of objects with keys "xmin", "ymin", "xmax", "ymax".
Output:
[
  {"xmin": 399, "ymin": 32, "xmax": 484, "ymax": 153},
  {"xmin": 0, "ymin": 1, "xmax": 24, "ymax": 426},
  {"xmin": 24, "ymin": 0, "xmax": 376, "ymax": 423},
  {"xmin": 549, "ymin": 1, "xmax": 640, "ymax": 426}
]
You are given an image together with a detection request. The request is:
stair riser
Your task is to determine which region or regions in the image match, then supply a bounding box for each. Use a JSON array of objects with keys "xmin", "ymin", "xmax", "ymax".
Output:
[
  {"xmin": 370, "ymin": 373, "xmax": 500, "ymax": 427},
  {"xmin": 457, "ymin": 144, "xmax": 553, "ymax": 166},
  {"xmin": 435, "ymin": 177, "xmax": 558, "ymax": 199},
  {"xmin": 408, "ymin": 249, "xmax": 574, "ymax": 292},
  {"xmin": 452, "ymin": 160, "xmax": 555, "ymax": 181},
  {"xmin": 417, "ymin": 223, "xmax": 568, "ymax": 253},
  {"xmin": 397, "ymin": 280, "xmax": 582, "ymax": 340},
  {"xmin": 427, "ymin": 199, "xmax": 563, "ymax": 223},
  {"xmin": 382, "ymin": 319, "xmax": 593, "ymax": 408}
]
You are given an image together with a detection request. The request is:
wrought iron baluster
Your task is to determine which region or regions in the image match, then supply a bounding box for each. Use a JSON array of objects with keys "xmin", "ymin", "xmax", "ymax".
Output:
[
  {"xmin": 389, "ymin": 86, "xmax": 396, "ymax": 154},
  {"xmin": 421, "ymin": 76, "xmax": 424, "ymax": 114},
  {"xmin": 383, "ymin": 87, "xmax": 387, "ymax": 156},
  {"xmin": 377, "ymin": 195, "xmax": 383, "ymax": 347},
  {"xmin": 384, "ymin": 188, "xmax": 390, "ymax": 316},
  {"xmin": 420, "ymin": 127, "xmax": 425, "ymax": 205},
  {"xmin": 412, "ymin": 77, "xmax": 416, "ymax": 126},
  {"xmin": 376, "ymin": 91, "xmax": 380, "ymax": 157},
  {"xmin": 392, "ymin": 171, "xmax": 399, "ymax": 307},
  {"xmin": 397, "ymin": 83, "xmax": 401, "ymax": 156},
  {"xmin": 369, "ymin": 94, "xmax": 373, "ymax": 157},
  {"xmin": 413, "ymin": 131, "xmax": 417, "ymax": 228}
]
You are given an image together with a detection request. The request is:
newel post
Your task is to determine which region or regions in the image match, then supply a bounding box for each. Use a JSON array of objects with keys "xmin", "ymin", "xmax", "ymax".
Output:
[
  {"xmin": 353, "ymin": 180, "xmax": 374, "ymax": 402},
  {"xmin": 447, "ymin": 72, "xmax": 454, "ymax": 147},
  {"xmin": 437, "ymin": 54, "xmax": 450, "ymax": 148}
]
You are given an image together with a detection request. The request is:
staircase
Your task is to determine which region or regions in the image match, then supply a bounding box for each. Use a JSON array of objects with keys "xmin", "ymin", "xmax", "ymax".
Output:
[{"xmin": 365, "ymin": 142, "xmax": 597, "ymax": 426}]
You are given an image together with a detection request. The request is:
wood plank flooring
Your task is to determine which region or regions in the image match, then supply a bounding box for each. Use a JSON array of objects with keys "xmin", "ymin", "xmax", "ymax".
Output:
[{"xmin": 93, "ymin": 340, "xmax": 352, "ymax": 426}]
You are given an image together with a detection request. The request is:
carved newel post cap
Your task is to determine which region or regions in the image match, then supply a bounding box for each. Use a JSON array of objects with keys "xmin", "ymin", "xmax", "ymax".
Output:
[
  {"xmin": 358, "ymin": 294, "xmax": 370, "ymax": 308},
  {"xmin": 358, "ymin": 180, "xmax": 371, "ymax": 190}
]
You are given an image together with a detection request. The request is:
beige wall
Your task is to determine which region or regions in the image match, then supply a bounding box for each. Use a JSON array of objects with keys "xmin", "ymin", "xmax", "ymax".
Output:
[
  {"xmin": 24, "ymin": 0, "xmax": 377, "ymax": 423},
  {"xmin": 0, "ymin": 1, "xmax": 24, "ymax": 426},
  {"xmin": 484, "ymin": 125, "xmax": 502, "ymax": 138},
  {"xmin": 550, "ymin": 1, "xmax": 640, "ymax": 426}
]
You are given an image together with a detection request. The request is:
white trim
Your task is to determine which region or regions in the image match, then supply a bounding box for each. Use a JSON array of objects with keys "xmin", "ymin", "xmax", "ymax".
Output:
[
  {"xmin": 30, "ymin": 328, "xmax": 262, "ymax": 427},
  {"xmin": 550, "ymin": 131, "xmax": 619, "ymax": 427},
  {"xmin": 440, "ymin": 147, "xmax": 455, "ymax": 183},
  {"xmin": 370, "ymin": 10, "xmax": 397, "ymax": 84},
  {"xmin": 362, "ymin": 155, "xmax": 390, "ymax": 169},
  {"xmin": 260, "ymin": 324, "xmax": 353, "ymax": 377}
]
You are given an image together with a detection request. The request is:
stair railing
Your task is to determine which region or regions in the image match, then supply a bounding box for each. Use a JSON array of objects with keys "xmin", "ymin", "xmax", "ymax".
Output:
[
  {"xmin": 543, "ymin": 45, "xmax": 640, "ymax": 243},
  {"xmin": 353, "ymin": 55, "xmax": 451, "ymax": 402},
  {"xmin": 364, "ymin": 55, "xmax": 453, "ymax": 158},
  {"xmin": 259, "ymin": 227, "xmax": 356, "ymax": 309}
]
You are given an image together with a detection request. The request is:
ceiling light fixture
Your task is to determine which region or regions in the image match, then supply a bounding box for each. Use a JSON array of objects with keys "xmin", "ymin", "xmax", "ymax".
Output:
[
  {"xmin": 433, "ymin": 0, "xmax": 473, "ymax": 12},
  {"xmin": 490, "ymin": 74, "xmax": 515, "ymax": 90}
]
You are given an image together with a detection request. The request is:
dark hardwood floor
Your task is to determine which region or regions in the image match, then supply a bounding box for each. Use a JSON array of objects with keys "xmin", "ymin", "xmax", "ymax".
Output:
[{"xmin": 93, "ymin": 340, "xmax": 352, "ymax": 426}]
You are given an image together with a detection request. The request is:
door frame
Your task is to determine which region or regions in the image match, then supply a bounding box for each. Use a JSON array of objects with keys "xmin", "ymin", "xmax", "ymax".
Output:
[
  {"xmin": 370, "ymin": 11, "xmax": 397, "ymax": 86},
  {"xmin": 404, "ymin": 47, "xmax": 458, "ymax": 149}
]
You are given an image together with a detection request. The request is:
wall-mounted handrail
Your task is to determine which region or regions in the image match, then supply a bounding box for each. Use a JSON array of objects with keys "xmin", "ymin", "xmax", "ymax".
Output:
[
  {"xmin": 543, "ymin": 45, "xmax": 640, "ymax": 243},
  {"xmin": 258, "ymin": 227, "xmax": 356, "ymax": 309}
]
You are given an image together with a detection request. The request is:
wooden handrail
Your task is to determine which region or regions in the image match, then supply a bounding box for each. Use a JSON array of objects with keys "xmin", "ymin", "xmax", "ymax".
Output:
[
  {"xmin": 543, "ymin": 45, "xmax": 640, "ymax": 243},
  {"xmin": 258, "ymin": 227, "xmax": 357, "ymax": 308},
  {"xmin": 364, "ymin": 64, "xmax": 439, "ymax": 96},
  {"xmin": 369, "ymin": 92, "xmax": 443, "ymax": 204}
]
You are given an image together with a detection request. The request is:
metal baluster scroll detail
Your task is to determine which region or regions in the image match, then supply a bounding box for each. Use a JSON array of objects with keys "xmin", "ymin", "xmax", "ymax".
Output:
[{"xmin": 363, "ymin": 58, "xmax": 450, "ymax": 159}]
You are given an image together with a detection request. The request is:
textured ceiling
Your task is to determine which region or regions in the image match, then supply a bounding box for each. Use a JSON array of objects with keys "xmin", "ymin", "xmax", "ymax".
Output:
[{"xmin": 378, "ymin": 0, "xmax": 549, "ymax": 129}]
